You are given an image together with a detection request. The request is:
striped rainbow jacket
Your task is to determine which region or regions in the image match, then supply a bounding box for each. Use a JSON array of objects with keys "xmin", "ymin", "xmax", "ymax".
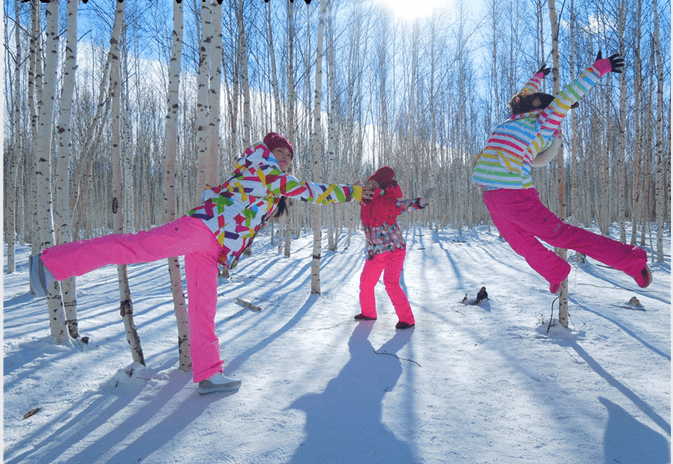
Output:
[
  {"xmin": 472, "ymin": 63, "xmax": 605, "ymax": 190},
  {"xmin": 188, "ymin": 141, "xmax": 363, "ymax": 269}
]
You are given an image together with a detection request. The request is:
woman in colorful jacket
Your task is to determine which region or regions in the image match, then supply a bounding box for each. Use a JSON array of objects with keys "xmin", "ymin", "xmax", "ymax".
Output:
[
  {"xmin": 472, "ymin": 53, "xmax": 651, "ymax": 294},
  {"xmin": 32, "ymin": 132, "xmax": 373, "ymax": 394},
  {"xmin": 354, "ymin": 166, "xmax": 433, "ymax": 329}
]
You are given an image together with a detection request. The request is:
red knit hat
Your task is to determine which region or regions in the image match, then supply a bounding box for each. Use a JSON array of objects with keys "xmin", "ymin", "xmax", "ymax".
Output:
[
  {"xmin": 369, "ymin": 166, "xmax": 395, "ymax": 189},
  {"xmin": 263, "ymin": 132, "xmax": 294, "ymax": 158}
]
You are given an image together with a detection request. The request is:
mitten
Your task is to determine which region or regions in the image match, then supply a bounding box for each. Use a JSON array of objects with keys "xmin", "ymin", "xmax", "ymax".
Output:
[
  {"xmin": 419, "ymin": 187, "xmax": 435, "ymax": 207},
  {"xmin": 535, "ymin": 64, "xmax": 551, "ymax": 78},
  {"xmin": 593, "ymin": 51, "xmax": 624, "ymax": 77}
]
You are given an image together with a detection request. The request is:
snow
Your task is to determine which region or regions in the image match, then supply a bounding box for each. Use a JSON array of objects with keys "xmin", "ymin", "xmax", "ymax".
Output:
[{"xmin": 3, "ymin": 225, "xmax": 671, "ymax": 464}]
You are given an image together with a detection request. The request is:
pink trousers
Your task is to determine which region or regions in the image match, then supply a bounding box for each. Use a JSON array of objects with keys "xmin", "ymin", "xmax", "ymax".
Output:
[
  {"xmin": 483, "ymin": 188, "xmax": 647, "ymax": 290},
  {"xmin": 359, "ymin": 248, "xmax": 415, "ymax": 324},
  {"xmin": 41, "ymin": 216, "xmax": 225, "ymax": 383}
]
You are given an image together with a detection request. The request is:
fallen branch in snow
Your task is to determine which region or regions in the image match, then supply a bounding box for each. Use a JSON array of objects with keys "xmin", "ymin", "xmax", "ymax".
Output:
[
  {"xmin": 374, "ymin": 350, "xmax": 421, "ymax": 367},
  {"xmin": 235, "ymin": 298, "xmax": 262, "ymax": 312}
]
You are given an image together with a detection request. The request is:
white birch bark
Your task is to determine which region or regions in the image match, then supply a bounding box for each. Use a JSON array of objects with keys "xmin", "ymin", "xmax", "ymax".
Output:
[
  {"xmin": 311, "ymin": 0, "xmax": 328, "ymax": 295},
  {"xmin": 196, "ymin": 1, "xmax": 212, "ymax": 195},
  {"xmin": 35, "ymin": 0, "xmax": 67, "ymax": 343},
  {"xmin": 237, "ymin": 0, "xmax": 252, "ymax": 147},
  {"xmin": 110, "ymin": 0, "xmax": 144, "ymax": 365},
  {"xmin": 326, "ymin": 4, "xmax": 337, "ymax": 252},
  {"xmin": 653, "ymin": 0, "xmax": 666, "ymax": 262},
  {"xmin": 547, "ymin": 0, "xmax": 569, "ymax": 327},
  {"xmin": 164, "ymin": 0, "xmax": 191, "ymax": 373},
  {"xmin": 617, "ymin": 0, "xmax": 628, "ymax": 244},
  {"xmin": 284, "ymin": 1, "xmax": 297, "ymax": 258},
  {"xmin": 208, "ymin": 1, "xmax": 222, "ymax": 188},
  {"xmin": 5, "ymin": 0, "xmax": 23, "ymax": 274},
  {"xmin": 54, "ymin": 0, "xmax": 80, "ymax": 339},
  {"xmin": 28, "ymin": 0, "xmax": 41, "ymax": 254},
  {"xmin": 267, "ymin": 3, "xmax": 282, "ymax": 131},
  {"xmin": 630, "ymin": 0, "xmax": 643, "ymax": 246}
]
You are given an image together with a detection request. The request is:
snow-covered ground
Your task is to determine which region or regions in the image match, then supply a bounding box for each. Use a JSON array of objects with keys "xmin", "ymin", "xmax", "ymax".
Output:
[{"xmin": 3, "ymin": 225, "xmax": 671, "ymax": 464}]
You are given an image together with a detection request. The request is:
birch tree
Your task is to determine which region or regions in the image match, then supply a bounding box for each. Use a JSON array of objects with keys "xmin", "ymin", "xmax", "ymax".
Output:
[
  {"xmin": 110, "ymin": 0, "xmax": 144, "ymax": 365},
  {"xmin": 616, "ymin": 0, "xmax": 628, "ymax": 244},
  {"xmin": 196, "ymin": 0, "xmax": 212, "ymax": 195},
  {"xmin": 310, "ymin": 0, "xmax": 327, "ymax": 295},
  {"xmin": 547, "ymin": 0, "xmax": 570, "ymax": 327},
  {"xmin": 630, "ymin": 0, "xmax": 643, "ymax": 246},
  {"xmin": 208, "ymin": 1, "xmax": 223, "ymax": 188},
  {"xmin": 54, "ymin": 0, "xmax": 80, "ymax": 340},
  {"xmin": 34, "ymin": 0, "xmax": 67, "ymax": 343},
  {"xmin": 237, "ymin": 0, "xmax": 252, "ymax": 148},
  {"xmin": 5, "ymin": 0, "xmax": 23, "ymax": 274},
  {"xmin": 652, "ymin": 0, "xmax": 666, "ymax": 262},
  {"xmin": 283, "ymin": 0, "xmax": 297, "ymax": 258},
  {"xmin": 164, "ymin": 0, "xmax": 191, "ymax": 372}
]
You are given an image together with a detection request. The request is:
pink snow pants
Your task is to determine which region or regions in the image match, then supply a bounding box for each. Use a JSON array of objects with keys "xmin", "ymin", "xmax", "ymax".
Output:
[
  {"xmin": 41, "ymin": 216, "xmax": 225, "ymax": 383},
  {"xmin": 483, "ymin": 188, "xmax": 647, "ymax": 291},
  {"xmin": 359, "ymin": 248, "xmax": 415, "ymax": 324}
]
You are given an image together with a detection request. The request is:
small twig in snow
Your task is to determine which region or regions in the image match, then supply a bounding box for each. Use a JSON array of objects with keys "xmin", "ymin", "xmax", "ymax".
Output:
[{"xmin": 374, "ymin": 350, "xmax": 421, "ymax": 367}]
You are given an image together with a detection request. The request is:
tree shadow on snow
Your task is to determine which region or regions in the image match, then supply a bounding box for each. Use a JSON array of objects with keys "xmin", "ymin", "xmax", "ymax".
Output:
[
  {"xmin": 568, "ymin": 341, "xmax": 671, "ymax": 437},
  {"xmin": 4, "ymin": 368, "xmax": 217, "ymax": 464},
  {"xmin": 288, "ymin": 322, "xmax": 419, "ymax": 464},
  {"xmin": 600, "ymin": 397, "xmax": 670, "ymax": 464}
]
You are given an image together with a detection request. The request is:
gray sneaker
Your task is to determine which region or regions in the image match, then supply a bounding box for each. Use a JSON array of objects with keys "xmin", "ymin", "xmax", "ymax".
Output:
[
  {"xmin": 198, "ymin": 373, "xmax": 242, "ymax": 395},
  {"xmin": 29, "ymin": 254, "xmax": 56, "ymax": 298}
]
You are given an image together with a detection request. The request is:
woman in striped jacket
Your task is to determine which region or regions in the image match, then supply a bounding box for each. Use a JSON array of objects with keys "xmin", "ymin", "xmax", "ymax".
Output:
[
  {"xmin": 472, "ymin": 53, "xmax": 651, "ymax": 295},
  {"xmin": 32, "ymin": 132, "xmax": 373, "ymax": 394}
]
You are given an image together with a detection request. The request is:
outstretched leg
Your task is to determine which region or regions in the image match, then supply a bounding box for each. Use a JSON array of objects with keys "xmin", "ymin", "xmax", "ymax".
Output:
[
  {"xmin": 484, "ymin": 189, "xmax": 649, "ymax": 290},
  {"xmin": 41, "ymin": 216, "xmax": 213, "ymax": 280}
]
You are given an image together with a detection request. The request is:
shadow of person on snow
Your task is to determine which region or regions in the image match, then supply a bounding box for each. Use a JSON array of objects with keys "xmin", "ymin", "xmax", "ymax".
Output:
[{"xmin": 288, "ymin": 321, "xmax": 418, "ymax": 464}]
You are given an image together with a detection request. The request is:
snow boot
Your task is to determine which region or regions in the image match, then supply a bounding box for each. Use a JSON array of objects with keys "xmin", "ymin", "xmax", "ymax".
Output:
[
  {"xmin": 198, "ymin": 372, "xmax": 242, "ymax": 395},
  {"xmin": 29, "ymin": 254, "xmax": 55, "ymax": 298},
  {"xmin": 354, "ymin": 314, "xmax": 377, "ymax": 321},
  {"xmin": 395, "ymin": 321, "xmax": 415, "ymax": 330},
  {"xmin": 633, "ymin": 265, "xmax": 652, "ymax": 289}
]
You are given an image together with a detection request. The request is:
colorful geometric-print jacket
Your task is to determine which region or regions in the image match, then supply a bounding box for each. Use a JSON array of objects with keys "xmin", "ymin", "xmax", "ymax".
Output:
[
  {"xmin": 472, "ymin": 62, "xmax": 606, "ymax": 190},
  {"xmin": 188, "ymin": 141, "xmax": 363, "ymax": 269},
  {"xmin": 360, "ymin": 186, "xmax": 425, "ymax": 260}
]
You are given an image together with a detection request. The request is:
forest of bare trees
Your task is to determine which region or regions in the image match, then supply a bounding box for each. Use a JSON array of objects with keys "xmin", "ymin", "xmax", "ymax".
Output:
[{"xmin": 3, "ymin": 0, "xmax": 671, "ymax": 347}]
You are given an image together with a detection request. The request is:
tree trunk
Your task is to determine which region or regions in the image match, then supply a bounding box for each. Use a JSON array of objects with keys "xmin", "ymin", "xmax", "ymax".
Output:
[
  {"xmin": 5, "ymin": 0, "xmax": 23, "ymax": 274},
  {"xmin": 630, "ymin": 0, "xmax": 643, "ymax": 246},
  {"xmin": 616, "ymin": 0, "xmax": 628, "ymax": 244},
  {"xmin": 33, "ymin": 0, "xmax": 67, "ymax": 342},
  {"xmin": 548, "ymin": 0, "xmax": 568, "ymax": 327},
  {"xmin": 284, "ymin": 1, "xmax": 296, "ymax": 259},
  {"xmin": 110, "ymin": 0, "xmax": 144, "ymax": 366},
  {"xmin": 652, "ymin": 0, "xmax": 666, "ymax": 262},
  {"xmin": 54, "ymin": 0, "xmax": 80, "ymax": 340},
  {"xmin": 196, "ymin": 0, "xmax": 212, "ymax": 195},
  {"xmin": 238, "ymin": 0, "xmax": 252, "ymax": 147},
  {"xmin": 311, "ymin": 0, "xmax": 328, "ymax": 295},
  {"xmin": 208, "ymin": 1, "xmax": 222, "ymax": 188},
  {"xmin": 164, "ymin": 0, "xmax": 191, "ymax": 373}
]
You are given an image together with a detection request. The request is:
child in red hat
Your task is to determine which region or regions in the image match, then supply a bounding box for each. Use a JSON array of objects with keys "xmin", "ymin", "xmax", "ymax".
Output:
[{"xmin": 355, "ymin": 166, "xmax": 434, "ymax": 329}]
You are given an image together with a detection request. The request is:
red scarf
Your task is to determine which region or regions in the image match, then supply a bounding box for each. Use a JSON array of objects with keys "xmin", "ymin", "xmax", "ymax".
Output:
[{"xmin": 360, "ymin": 183, "xmax": 403, "ymax": 228}]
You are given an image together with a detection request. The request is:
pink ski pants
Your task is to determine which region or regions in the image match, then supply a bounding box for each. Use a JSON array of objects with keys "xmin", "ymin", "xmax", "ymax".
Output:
[
  {"xmin": 41, "ymin": 216, "xmax": 225, "ymax": 383},
  {"xmin": 359, "ymin": 248, "xmax": 415, "ymax": 324},
  {"xmin": 483, "ymin": 188, "xmax": 647, "ymax": 290}
]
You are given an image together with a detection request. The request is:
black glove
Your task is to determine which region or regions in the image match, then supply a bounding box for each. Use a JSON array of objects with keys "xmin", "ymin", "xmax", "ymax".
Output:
[{"xmin": 535, "ymin": 64, "xmax": 552, "ymax": 77}]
